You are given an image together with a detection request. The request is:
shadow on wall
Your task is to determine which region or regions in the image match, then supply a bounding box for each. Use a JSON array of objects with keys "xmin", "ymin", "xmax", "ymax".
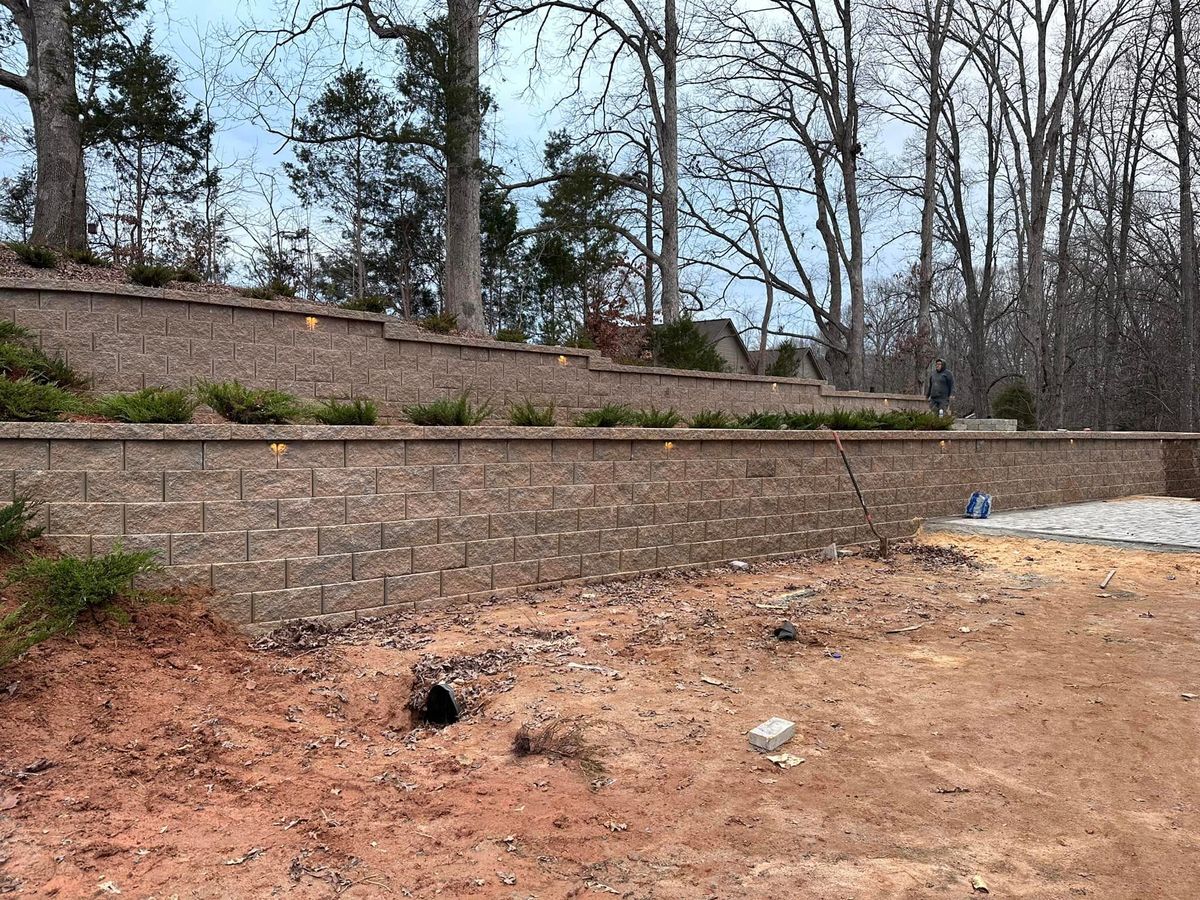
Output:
[{"xmin": 1164, "ymin": 440, "xmax": 1200, "ymax": 497}]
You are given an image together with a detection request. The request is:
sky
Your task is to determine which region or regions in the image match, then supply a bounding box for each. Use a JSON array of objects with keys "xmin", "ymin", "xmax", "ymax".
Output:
[{"xmin": 0, "ymin": 0, "xmax": 921, "ymax": 337}]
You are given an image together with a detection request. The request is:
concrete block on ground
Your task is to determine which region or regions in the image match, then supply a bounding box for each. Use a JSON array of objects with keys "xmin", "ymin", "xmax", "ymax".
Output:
[{"xmin": 749, "ymin": 717, "xmax": 796, "ymax": 752}]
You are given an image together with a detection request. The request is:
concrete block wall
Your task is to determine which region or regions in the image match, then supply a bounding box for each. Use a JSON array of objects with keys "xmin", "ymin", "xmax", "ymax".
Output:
[
  {"xmin": 1, "ymin": 423, "xmax": 1194, "ymax": 629},
  {"xmin": 0, "ymin": 280, "xmax": 923, "ymax": 421}
]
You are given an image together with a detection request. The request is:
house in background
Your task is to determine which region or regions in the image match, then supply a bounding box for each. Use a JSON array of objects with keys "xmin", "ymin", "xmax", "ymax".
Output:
[
  {"xmin": 747, "ymin": 344, "xmax": 829, "ymax": 381},
  {"xmin": 673, "ymin": 319, "xmax": 830, "ymax": 380},
  {"xmin": 613, "ymin": 318, "xmax": 832, "ymax": 382},
  {"xmin": 689, "ymin": 318, "xmax": 756, "ymax": 373}
]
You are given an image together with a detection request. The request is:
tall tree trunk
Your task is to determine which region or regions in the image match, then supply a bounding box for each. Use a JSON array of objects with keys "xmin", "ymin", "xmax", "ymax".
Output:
[
  {"xmin": 1052, "ymin": 108, "xmax": 1082, "ymax": 428},
  {"xmin": 443, "ymin": 0, "xmax": 485, "ymax": 333},
  {"xmin": 1027, "ymin": 153, "xmax": 1052, "ymax": 425},
  {"xmin": 750, "ymin": 218, "xmax": 774, "ymax": 375},
  {"xmin": 643, "ymin": 141, "xmax": 655, "ymax": 328},
  {"xmin": 3, "ymin": 0, "xmax": 89, "ymax": 249},
  {"xmin": 1170, "ymin": 0, "xmax": 1196, "ymax": 430},
  {"xmin": 658, "ymin": 0, "xmax": 681, "ymax": 323},
  {"xmin": 913, "ymin": 0, "xmax": 947, "ymax": 394}
]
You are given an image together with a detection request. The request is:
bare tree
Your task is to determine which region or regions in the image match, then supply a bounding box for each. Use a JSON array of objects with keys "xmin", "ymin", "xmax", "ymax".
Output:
[
  {"xmin": 243, "ymin": 0, "xmax": 486, "ymax": 331},
  {"xmin": 955, "ymin": 0, "xmax": 1135, "ymax": 425},
  {"xmin": 1167, "ymin": 0, "xmax": 1197, "ymax": 428},
  {"xmin": 499, "ymin": 0, "xmax": 685, "ymax": 322},
  {"xmin": 698, "ymin": 0, "xmax": 874, "ymax": 387}
]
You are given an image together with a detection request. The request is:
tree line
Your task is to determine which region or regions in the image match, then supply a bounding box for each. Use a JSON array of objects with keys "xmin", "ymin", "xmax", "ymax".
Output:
[{"xmin": 0, "ymin": 0, "xmax": 1197, "ymax": 430}]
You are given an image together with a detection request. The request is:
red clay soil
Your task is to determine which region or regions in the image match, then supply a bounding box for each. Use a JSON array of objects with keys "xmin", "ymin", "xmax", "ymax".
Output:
[{"xmin": 1, "ymin": 534, "xmax": 1197, "ymax": 899}]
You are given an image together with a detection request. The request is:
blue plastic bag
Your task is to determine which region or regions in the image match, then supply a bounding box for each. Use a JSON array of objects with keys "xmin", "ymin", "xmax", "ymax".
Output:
[{"xmin": 964, "ymin": 491, "xmax": 992, "ymax": 519}]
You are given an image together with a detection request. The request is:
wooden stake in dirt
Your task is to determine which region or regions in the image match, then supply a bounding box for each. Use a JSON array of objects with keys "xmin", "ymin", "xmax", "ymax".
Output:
[{"xmin": 1100, "ymin": 569, "xmax": 1117, "ymax": 589}]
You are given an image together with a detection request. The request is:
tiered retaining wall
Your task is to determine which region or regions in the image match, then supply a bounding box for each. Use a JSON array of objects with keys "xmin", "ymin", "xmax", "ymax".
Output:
[
  {"xmin": 0, "ymin": 280, "xmax": 923, "ymax": 420},
  {"xmin": 2, "ymin": 424, "xmax": 1196, "ymax": 628}
]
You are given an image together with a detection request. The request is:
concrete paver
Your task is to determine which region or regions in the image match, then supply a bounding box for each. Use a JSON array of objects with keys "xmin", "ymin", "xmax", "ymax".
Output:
[{"xmin": 930, "ymin": 495, "xmax": 1200, "ymax": 551}]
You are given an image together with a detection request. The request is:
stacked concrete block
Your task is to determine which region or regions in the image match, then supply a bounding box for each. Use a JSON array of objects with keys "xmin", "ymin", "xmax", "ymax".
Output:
[
  {"xmin": 0, "ymin": 422, "xmax": 1194, "ymax": 628},
  {"xmin": 0, "ymin": 282, "xmax": 922, "ymax": 422}
]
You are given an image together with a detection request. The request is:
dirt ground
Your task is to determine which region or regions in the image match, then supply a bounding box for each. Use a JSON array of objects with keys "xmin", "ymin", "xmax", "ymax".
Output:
[{"xmin": 1, "ymin": 532, "xmax": 1197, "ymax": 899}]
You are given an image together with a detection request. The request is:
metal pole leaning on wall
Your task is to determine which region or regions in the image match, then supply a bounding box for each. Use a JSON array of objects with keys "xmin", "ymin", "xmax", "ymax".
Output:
[{"xmin": 829, "ymin": 429, "xmax": 890, "ymax": 558}]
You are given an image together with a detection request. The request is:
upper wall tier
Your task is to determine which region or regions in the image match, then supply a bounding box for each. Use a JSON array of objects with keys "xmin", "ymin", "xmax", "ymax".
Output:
[{"xmin": 0, "ymin": 280, "xmax": 924, "ymax": 421}]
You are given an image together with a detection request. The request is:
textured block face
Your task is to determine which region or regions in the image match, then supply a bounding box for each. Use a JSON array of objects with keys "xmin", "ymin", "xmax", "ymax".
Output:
[
  {"xmin": 322, "ymin": 578, "xmax": 386, "ymax": 613},
  {"xmin": 0, "ymin": 285, "xmax": 1186, "ymax": 627},
  {"xmin": 252, "ymin": 586, "xmax": 322, "ymax": 622}
]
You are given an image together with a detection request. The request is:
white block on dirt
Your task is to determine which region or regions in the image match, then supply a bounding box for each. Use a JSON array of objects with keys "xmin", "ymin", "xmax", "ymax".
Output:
[{"xmin": 748, "ymin": 717, "xmax": 796, "ymax": 751}]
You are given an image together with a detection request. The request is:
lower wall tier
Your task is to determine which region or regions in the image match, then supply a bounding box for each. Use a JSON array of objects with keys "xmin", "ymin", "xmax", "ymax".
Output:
[{"xmin": 3, "ymin": 424, "xmax": 1197, "ymax": 627}]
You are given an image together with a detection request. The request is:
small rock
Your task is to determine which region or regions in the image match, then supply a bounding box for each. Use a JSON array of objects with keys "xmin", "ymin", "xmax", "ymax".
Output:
[{"xmin": 730, "ymin": 560, "xmax": 750, "ymax": 571}]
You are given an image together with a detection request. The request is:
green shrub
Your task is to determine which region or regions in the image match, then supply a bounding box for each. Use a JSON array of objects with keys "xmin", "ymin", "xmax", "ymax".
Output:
[
  {"xmin": 574, "ymin": 404, "xmax": 636, "ymax": 428},
  {"xmin": 992, "ymin": 382, "xmax": 1036, "ymax": 430},
  {"xmin": 127, "ymin": 263, "xmax": 176, "ymax": 288},
  {"xmin": 0, "ymin": 497, "xmax": 43, "ymax": 554},
  {"xmin": 341, "ymin": 295, "xmax": 390, "ymax": 313},
  {"xmin": 0, "ymin": 341, "xmax": 83, "ymax": 387},
  {"xmin": 765, "ymin": 341, "xmax": 802, "ymax": 378},
  {"xmin": 688, "ymin": 410, "xmax": 733, "ymax": 429},
  {"xmin": 780, "ymin": 410, "xmax": 825, "ymax": 430},
  {"xmin": 634, "ymin": 406, "xmax": 681, "ymax": 428},
  {"xmin": 564, "ymin": 329, "xmax": 597, "ymax": 349},
  {"xmin": 197, "ymin": 380, "xmax": 303, "ymax": 424},
  {"xmin": 8, "ymin": 242, "xmax": 57, "ymax": 269},
  {"xmin": 1, "ymin": 547, "xmax": 159, "ymax": 667},
  {"xmin": 404, "ymin": 392, "xmax": 492, "ymax": 426},
  {"xmin": 0, "ymin": 321, "xmax": 33, "ymax": 344},
  {"xmin": 650, "ymin": 316, "xmax": 729, "ymax": 373},
  {"xmin": 94, "ymin": 387, "xmax": 196, "ymax": 424},
  {"xmin": 63, "ymin": 247, "xmax": 108, "ymax": 267},
  {"xmin": 311, "ymin": 397, "xmax": 378, "ymax": 426},
  {"xmin": 172, "ymin": 268, "xmax": 202, "ymax": 283},
  {"xmin": 507, "ymin": 400, "xmax": 555, "ymax": 426},
  {"xmin": 418, "ymin": 312, "xmax": 458, "ymax": 334},
  {"xmin": 880, "ymin": 409, "xmax": 955, "ymax": 430},
  {"xmin": 772, "ymin": 408, "xmax": 956, "ymax": 431},
  {"xmin": 0, "ymin": 378, "xmax": 79, "ymax": 421},
  {"xmin": 495, "ymin": 327, "xmax": 529, "ymax": 343},
  {"xmin": 737, "ymin": 410, "xmax": 787, "ymax": 430},
  {"xmin": 238, "ymin": 279, "xmax": 297, "ymax": 301}
]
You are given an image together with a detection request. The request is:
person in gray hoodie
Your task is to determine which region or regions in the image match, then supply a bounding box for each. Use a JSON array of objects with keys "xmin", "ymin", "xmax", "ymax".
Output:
[{"xmin": 927, "ymin": 358, "xmax": 954, "ymax": 416}]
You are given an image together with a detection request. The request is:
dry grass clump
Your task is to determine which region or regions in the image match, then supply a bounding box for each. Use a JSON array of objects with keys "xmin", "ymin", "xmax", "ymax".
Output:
[{"xmin": 513, "ymin": 716, "xmax": 592, "ymax": 760}]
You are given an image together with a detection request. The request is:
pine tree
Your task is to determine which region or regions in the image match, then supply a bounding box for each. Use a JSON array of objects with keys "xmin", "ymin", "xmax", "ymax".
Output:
[{"xmin": 86, "ymin": 32, "xmax": 213, "ymax": 263}]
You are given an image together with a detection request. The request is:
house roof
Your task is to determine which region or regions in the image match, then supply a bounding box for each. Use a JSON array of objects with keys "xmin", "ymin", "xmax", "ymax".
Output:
[{"xmin": 747, "ymin": 344, "xmax": 832, "ymax": 382}]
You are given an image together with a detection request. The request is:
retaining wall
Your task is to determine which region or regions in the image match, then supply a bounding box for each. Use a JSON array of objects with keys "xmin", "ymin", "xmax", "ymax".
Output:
[
  {"xmin": 2, "ymin": 423, "xmax": 1196, "ymax": 628},
  {"xmin": 0, "ymin": 280, "xmax": 923, "ymax": 420}
]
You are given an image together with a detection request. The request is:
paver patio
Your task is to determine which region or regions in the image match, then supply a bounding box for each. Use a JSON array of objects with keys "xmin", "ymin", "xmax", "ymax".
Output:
[{"xmin": 931, "ymin": 495, "xmax": 1200, "ymax": 551}]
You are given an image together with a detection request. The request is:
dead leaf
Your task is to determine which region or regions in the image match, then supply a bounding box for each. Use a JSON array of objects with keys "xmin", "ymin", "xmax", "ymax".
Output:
[
  {"xmin": 1182, "ymin": 693, "xmax": 1197, "ymax": 701},
  {"xmin": 0, "ymin": 793, "xmax": 17, "ymax": 811},
  {"xmin": 700, "ymin": 675, "xmax": 724, "ymax": 686},
  {"xmin": 766, "ymin": 753, "xmax": 805, "ymax": 769},
  {"xmin": 224, "ymin": 848, "xmax": 264, "ymax": 866},
  {"xmin": 971, "ymin": 874, "xmax": 989, "ymax": 893}
]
